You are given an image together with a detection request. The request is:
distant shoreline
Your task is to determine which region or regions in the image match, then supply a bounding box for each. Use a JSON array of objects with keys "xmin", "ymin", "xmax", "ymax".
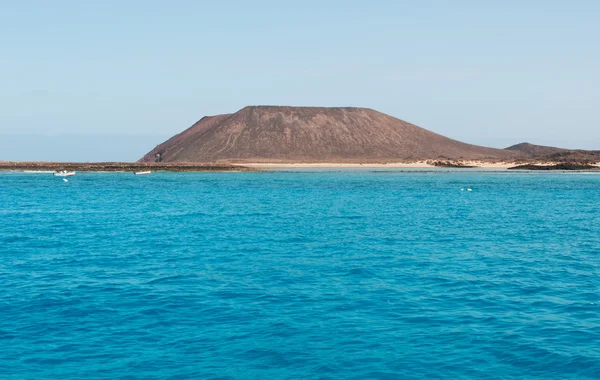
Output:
[
  {"xmin": 2, "ymin": 160, "xmax": 599, "ymax": 172},
  {"xmin": 0, "ymin": 162, "xmax": 256, "ymax": 172},
  {"xmin": 239, "ymin": 160, "xmax": 600, "ymax": 170},
  {"xmin": 241, "ymin": 161, "xmax": 513, "ymax": 169}
]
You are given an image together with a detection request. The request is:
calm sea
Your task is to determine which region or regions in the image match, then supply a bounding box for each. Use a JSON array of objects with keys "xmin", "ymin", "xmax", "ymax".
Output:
[{"xmin": 1, "ymin": 170, "xmax": 599, "ymax": 379}]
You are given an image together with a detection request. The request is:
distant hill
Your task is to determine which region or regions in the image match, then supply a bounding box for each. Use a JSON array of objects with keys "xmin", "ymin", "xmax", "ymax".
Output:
[
  {"xmin": 140, "ymin": 106, "xmax": 518, "ymax": 163},
  {"xmin": 505, "ymin": 142, "xmax": 568, "ymax": 156},
  {"xmin": 506, "ymin": 142, "xmax": 600, "ymax": 162}
]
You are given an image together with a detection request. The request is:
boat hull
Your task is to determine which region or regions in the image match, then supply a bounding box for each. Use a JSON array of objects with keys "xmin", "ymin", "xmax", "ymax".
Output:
[{"xmin": 53, "ymin": 171, "xmax": 76, "ymax": 177}]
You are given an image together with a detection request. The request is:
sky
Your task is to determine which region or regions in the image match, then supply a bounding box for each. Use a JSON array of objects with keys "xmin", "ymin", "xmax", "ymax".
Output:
[{"xmin": 1, "ymin": 0, "xmax": 599, "ymax": 161}]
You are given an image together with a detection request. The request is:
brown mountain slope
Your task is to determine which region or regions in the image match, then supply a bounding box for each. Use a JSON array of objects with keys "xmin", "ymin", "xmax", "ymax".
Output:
[
  {"xmin": 506, "ymin": 142, "xmax": 600, "ymax": 162},
  {"xmin": 140, "ymin": 106, "xmax": 519, "ymax": 163},
  {"xmin": 505, "ymin": 142, "xmax": 568, "ymax": 156}
]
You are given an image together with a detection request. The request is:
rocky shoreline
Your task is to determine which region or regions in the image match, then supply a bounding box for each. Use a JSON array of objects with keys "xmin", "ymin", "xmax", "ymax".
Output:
[
  {"xmin": 0, "ymin": 162, "xmax": 257, "ymax": 172},
  {"xmin": 427, "ymin": 160, "xmax": 478, "ymax": 168},
  {"xmin": 508, "ymin": 163, "xmax": 600, "ymax": 171}
]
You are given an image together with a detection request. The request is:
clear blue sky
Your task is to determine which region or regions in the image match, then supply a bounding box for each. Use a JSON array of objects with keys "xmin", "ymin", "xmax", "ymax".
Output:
[{"xmin": 1, "ymin": 0, "xmax": 599, "ymax": 161}]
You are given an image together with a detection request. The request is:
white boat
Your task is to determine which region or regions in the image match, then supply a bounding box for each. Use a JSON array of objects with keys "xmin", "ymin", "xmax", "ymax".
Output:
[
  {"xmin": 53, "ymin": 171, "xmax": 76, "ymax": 177},
  {"xmin": 134, "ymin": 171, "xmax": 151, "ymax": 175}
]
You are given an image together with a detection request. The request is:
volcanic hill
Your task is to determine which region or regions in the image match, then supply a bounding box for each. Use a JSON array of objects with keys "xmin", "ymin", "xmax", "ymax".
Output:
[
  {"xmin": 140, "ymin": 106, "xmax": 519, "ymax": 163},
  {"xmin": 506, "ymin": 142, "xmax": 600, "ymax": 162}
]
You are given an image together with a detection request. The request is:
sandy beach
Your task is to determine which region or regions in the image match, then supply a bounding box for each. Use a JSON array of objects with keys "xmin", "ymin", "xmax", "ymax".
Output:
[{"xmin": 241, "ymin": 161, "xmax": 524, "ymax": 169}]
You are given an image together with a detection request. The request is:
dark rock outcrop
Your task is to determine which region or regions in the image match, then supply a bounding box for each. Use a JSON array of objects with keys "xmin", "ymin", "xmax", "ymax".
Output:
[
  {"xmin": 428, "ymin": 160, "xmax": 477, "ymax": 168},
  {"xmin": 508, "ymin": 163, "xmax": 599, "ymax": 170}
]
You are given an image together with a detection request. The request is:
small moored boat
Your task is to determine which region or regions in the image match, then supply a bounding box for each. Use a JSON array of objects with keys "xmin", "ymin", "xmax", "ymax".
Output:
[
  {"xmin": 134, "ymin": 171, "xmax": 151, "ymax": 175},
  {"xmin": 54, "ymin": 171, "xmax": 76, "ymax": 177}
]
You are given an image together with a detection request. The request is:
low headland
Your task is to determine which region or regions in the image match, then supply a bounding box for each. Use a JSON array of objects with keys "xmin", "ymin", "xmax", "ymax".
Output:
[{"xmin": 0, "ymin": 161, "xmax": 256, "ymax": 172}]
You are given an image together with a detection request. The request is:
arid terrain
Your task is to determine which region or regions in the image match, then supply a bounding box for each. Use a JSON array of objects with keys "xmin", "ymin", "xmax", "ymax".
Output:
[
  {"xmin": 140, "ymin": 106, "xmax": 599, "ymax": 166},
  {"xmin": 3, "ymin": 107, "xmax": 598, "ymax": 171},
  {"xmin": 140, "ymin": 106, "xmax": 519, "ymax": 163}
]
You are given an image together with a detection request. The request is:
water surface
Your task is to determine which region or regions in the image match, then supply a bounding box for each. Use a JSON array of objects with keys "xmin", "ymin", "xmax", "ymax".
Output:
[{"xmin": 1, "ymin": 171, "xmax": 599, "ymax": 379}]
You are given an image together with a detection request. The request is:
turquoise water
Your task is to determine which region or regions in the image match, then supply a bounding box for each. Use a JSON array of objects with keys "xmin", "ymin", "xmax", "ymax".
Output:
[{"xmin": 1, "ymin": 171, "xmax": 599, "ymax": 379}]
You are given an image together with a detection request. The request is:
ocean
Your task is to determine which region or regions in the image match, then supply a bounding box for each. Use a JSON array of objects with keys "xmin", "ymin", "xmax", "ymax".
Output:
[{"xmin": 1, "ymin": 170, "xmax": 599, "ymax": 379}]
